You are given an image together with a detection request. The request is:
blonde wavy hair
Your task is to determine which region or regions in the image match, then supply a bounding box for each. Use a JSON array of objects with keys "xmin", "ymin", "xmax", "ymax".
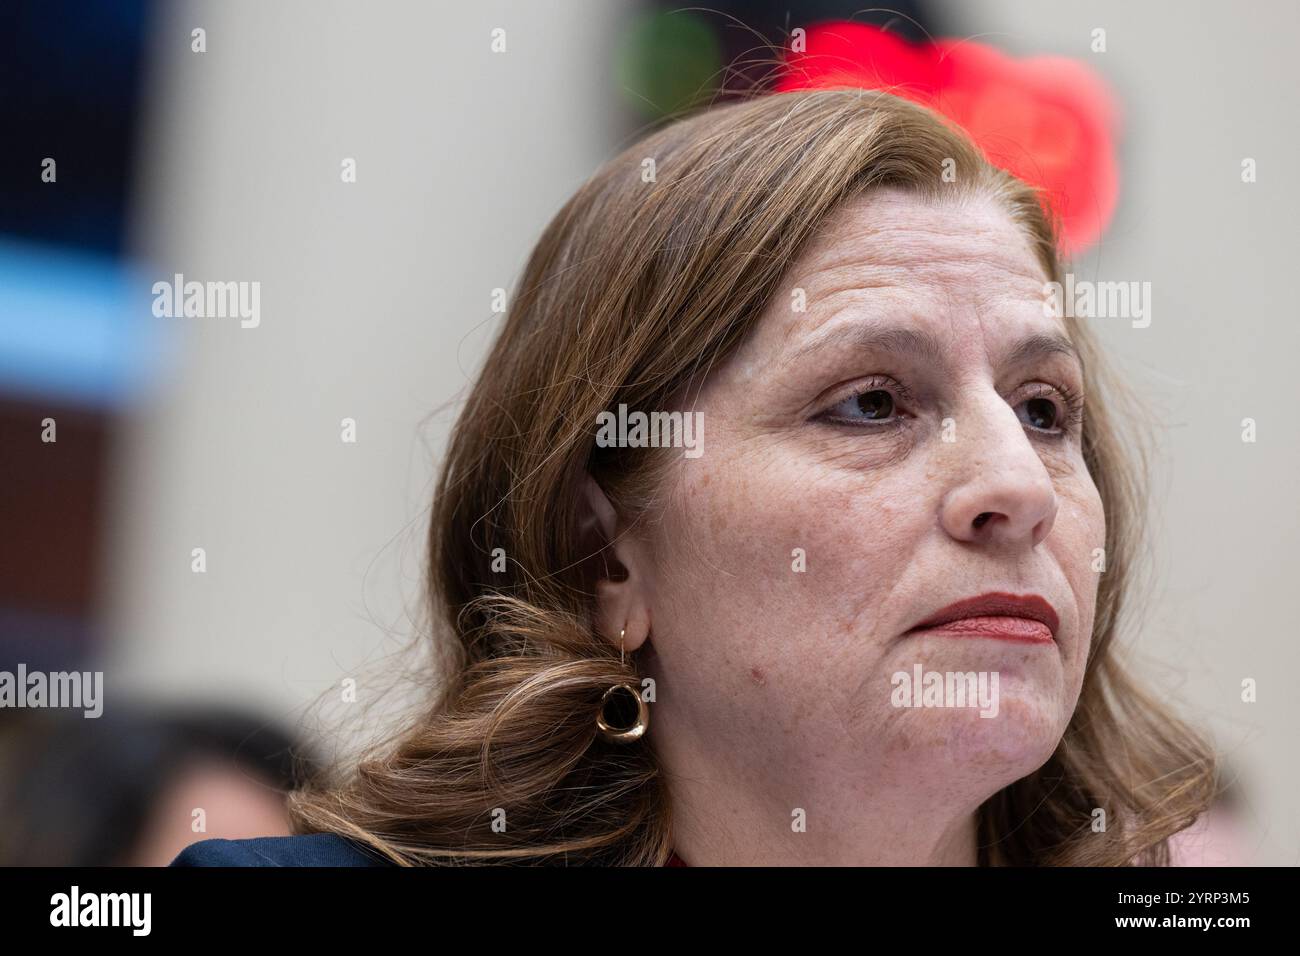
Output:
[{"xmin": 290, "ymin": 88, "xmax": 1218, "ymax": 865}]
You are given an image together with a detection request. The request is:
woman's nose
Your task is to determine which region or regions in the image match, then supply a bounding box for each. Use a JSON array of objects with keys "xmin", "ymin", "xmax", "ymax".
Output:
[{"xmin": 938, "ymin": 399, "xmax": 1059, "ymax": 549}]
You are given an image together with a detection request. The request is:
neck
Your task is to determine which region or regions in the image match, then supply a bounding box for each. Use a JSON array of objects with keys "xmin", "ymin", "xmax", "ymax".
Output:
[
  {"xmin": 657, "ymin": 724, "xmax": 984, "ymax": 866},
  {"xmin": 670, "ymin": 783, "xmax": 980, "ymax": 866}
]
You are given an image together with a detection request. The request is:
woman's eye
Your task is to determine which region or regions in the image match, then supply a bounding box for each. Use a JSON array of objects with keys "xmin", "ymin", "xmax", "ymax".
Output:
[
  {"xmin": 826, "ymin": 388, "xmax": 897, "ymax": 423},
  {"xmin": 1017, "ymin": 396, "xmax": 1060, "ymax": 431}
]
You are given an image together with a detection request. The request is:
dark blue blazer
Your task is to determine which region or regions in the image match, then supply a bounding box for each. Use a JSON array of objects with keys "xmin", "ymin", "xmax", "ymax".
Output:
[{"xmin": 170, "ymin": 833, "xmax": 391, "ymax": 867}]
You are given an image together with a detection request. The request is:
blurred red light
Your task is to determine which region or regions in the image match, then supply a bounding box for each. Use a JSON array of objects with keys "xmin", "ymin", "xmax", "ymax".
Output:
[{"xmin": 777, "ymin": 22, "xmax": 1120, "ymax": 255}]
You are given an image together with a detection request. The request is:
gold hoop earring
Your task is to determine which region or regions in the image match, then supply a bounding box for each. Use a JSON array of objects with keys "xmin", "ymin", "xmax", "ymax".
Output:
[{"xmin": 597, "ymin": 628, "xmax": 649, "ymax": 743}]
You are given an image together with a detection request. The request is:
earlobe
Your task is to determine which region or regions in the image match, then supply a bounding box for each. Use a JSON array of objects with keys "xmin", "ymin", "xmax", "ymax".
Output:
[
  {"xmin": 581, "ymin": 474, "xmax": 653, "ymax": 655},
  {"xmin": 594, "ymin": 582, "xmax": 651, "ymax": 655}
]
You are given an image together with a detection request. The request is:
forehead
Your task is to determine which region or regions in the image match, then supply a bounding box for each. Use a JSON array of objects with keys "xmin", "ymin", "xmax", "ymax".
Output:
[
  {"xmin": 793, "ymin": 188, "xmax": 1047, "ymax": 298},
  {"xmin": 747, "ymin": 187, "xmax": 1065, "ymax": 359}
]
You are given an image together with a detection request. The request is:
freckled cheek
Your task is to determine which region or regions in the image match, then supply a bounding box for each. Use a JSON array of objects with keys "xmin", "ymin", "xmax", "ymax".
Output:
[
  {"xmin": 677, "ymin": 456, "xmax": 929, "ymax": 651},
  {"xmin": 670, "ymin": 459, "xmax": 808, "ymax": 570},
  {"xmin": 1051, "ymin": 476, "xmax": 1106, "ymax": 664}
]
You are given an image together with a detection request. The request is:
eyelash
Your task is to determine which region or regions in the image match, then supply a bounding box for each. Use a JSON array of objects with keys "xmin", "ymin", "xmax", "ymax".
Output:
[
  {"xmin": 1023, "ymin": 380, "xmax": 1086, "ymax": 434},
  {"xmin": 816, "ymin": 375, "xmax": 1085, "ymax": 436},
  {"xmin": 817, "ymin": 375, "xmax": 914, "ymax": 431}
]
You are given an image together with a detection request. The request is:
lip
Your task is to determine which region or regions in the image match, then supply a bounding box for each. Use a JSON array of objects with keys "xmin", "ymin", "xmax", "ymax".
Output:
[{"xmin": 906, "ymin": 592, "xmax": 1060, "ymax": 645}]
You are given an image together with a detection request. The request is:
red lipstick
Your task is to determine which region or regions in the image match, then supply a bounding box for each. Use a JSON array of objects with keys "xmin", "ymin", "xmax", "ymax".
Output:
[{"xmin": 906, "ymin": 592, "xmax": 1059, "ymax": 645}]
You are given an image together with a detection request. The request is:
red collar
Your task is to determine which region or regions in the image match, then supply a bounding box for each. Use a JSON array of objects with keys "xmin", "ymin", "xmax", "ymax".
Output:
[{"xmin": 665, "ymin": 850, "xmax": 688, "ymax": 866}]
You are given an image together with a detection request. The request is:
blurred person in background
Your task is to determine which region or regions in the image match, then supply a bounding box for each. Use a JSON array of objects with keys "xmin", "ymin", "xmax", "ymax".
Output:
[{"xmin": 0, "ymin": 707, "xmax": 306, "ymax": 865}]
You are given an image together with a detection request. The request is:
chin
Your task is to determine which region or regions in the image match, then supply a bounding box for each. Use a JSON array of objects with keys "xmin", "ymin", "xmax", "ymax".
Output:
[
  {"xmin": 942, "ymin": 690, "xmax": 1069, "ymax": 779},
  {"xmin": 877, "ymin": 685, "xmax": 1069, "ymax": 788}
]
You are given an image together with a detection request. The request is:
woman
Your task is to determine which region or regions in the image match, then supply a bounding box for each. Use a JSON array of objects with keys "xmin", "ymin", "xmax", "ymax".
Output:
[{"xmin": 173, "ymin": 88, "xmax": 1216, "ymax": 867}]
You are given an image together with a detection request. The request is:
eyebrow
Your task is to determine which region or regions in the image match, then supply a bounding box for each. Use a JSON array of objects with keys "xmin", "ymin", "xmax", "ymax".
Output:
[
  {"xmin": 1006, "ymin": 331, "xmax": 1081, "ymax": 369},
  {"xmin": 784, "ymin": 321, "xmax": 1081, "ymax": 373}
]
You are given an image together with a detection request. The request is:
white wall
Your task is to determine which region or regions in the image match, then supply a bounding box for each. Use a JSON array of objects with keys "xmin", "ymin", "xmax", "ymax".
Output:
[{"xmin": 106, "ymin": 0, "xmax": 625, "ymax": 740}]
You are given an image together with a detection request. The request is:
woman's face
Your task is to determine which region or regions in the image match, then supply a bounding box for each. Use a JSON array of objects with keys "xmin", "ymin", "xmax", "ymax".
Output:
[{"xmin": 626, "ymin": 188, "xmax": 1106, "ymax": 860}]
